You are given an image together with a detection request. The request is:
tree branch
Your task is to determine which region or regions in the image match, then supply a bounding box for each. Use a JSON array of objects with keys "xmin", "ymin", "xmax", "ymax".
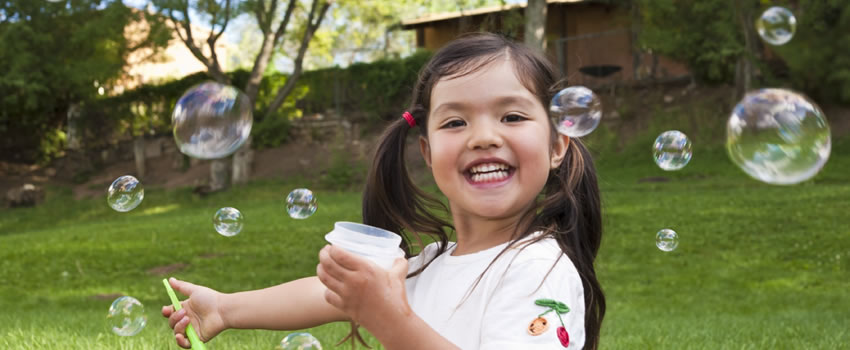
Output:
[
  {"xmin": 265, "ymin": 0, "xmax": 331, "ymax": 118},
  {"xmin": 272, "ymin": 0, "xmax": 297, "ymax": 46}
]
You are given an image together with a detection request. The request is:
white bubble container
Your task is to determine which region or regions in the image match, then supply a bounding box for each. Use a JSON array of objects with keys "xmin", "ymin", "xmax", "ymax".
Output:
[{"xmin": 325, "ymin": 222, "xmax": 405, "ymax": 270}]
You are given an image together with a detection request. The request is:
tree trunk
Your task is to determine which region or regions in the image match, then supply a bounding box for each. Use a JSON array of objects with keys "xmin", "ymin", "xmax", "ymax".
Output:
[
  {"xmin": 524, "ymin": 0, "xmax": 547, "ymax": 52},
  {"xmin": 231, "ymin": 138, "xmax": 253, "ymax": 185},
  {"xmin": 210, "ymin": 158, "xmax": 230, "ymax": 192},
  {"xmin": 133, "ymin": 137, "xmax": 146, "ymax": 179},
  {"xmin": 734, "ymin": 1, "xmax": 757, "ymax": 100},
  {"xmin": 66, "ymin": 103, "xmax": 82, "ymax": 150}
]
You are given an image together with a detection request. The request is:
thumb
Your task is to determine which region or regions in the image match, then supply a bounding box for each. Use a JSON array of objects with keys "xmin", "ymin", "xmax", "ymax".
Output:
[
  {"xmin": 389, "ymin": 257, "xmax": 408, "ymax": 280},
  {"xmin": 169, "ymin": 277, "xmax": 200, "ymax": 297}
]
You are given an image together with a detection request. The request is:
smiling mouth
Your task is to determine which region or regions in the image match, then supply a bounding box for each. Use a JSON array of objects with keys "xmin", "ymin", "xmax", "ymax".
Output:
[{"xmin": 465, "ymin": 162, "xmax": 516, "ymax": 184}]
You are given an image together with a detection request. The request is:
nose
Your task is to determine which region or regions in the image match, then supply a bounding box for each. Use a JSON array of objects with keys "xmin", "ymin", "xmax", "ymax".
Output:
[{"xmin": 466, "ymin": 119, "xmax": 503, "ymax": 150}]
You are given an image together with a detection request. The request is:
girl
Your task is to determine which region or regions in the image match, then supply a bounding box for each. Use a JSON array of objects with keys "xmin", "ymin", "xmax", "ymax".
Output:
[{"xmin": 163, "ymin": 32, "xmax": 605, "ymax": 349}]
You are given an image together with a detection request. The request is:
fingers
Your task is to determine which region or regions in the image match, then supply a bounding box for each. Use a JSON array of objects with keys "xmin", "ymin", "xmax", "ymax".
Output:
[
  {"xmin": 174, "ymin": 315, "xmax": 190, "ymax": 336},
  {"xmin": 318, "ymin": 246, "xmax": 352, "ymax": 281},
  {"xmin": 326, "ymin": 245, "xmax": 369, "ymax": 271},
  {"xmin": 390, "ymin": 257, "xmax": 409, "ymax": 280},
  {"xmin": 169, "ymin": 277, "xmax": 199, "ymax": 297},
  {"xmin": 175, "ymin": 333, "xmax": 191, "ymax": 349},
  {"xmin": 316, "ymin": 261, "xmax": 345, "ymax": 293},
  {"xmin": 323, "ymin": 287, "xmax": 344, "ymax": 310},
  {"xmin": 168, "ymin": 308, "xmax": 187, "ymax": 329}
]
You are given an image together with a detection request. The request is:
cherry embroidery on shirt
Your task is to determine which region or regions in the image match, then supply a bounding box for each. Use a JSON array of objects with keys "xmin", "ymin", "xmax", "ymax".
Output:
[
  {"xmin": 527, "ymin": 316, "xmax": 549, "ymax": 335},
  {"xmin": 533, "ymin": 298, "xmax": 570, "ymax": 348}
]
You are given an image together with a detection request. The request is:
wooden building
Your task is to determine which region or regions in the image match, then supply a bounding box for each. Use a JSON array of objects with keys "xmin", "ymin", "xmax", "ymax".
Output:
[{"xmin": 401, "ymin": 0, "xmax": 689, "ymax": 87}]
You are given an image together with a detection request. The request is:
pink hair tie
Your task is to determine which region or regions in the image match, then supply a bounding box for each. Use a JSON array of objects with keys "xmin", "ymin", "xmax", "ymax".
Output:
[{"xmin": 402, "ymin": 111, "xmax": 416, "ymax": 128}]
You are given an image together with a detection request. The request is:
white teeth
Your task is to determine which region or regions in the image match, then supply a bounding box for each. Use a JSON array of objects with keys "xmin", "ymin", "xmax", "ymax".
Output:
[
  {"xmin": 469, "ymin": 162, "xmax": 510, "ymax": 174},
  {"xmin": 470, "ymin": 169, "xmax": 509, "ymax": 183}
]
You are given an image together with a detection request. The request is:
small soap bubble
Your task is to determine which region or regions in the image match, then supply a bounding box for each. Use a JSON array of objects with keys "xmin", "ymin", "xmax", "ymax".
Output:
[
  {"xmin": 756, "ymin": 6, "xmax": 797, "ymax": 46},
  {"xmin": 172, "ymin": 82, "xmax": 253, "ymax": 159},
  {"xmin": 107, "ymin": 296, "xmax": 147, "ymax": 337},
  {"xmin": 286, "ymin": 188, "xmax": 317, "ymax": 219},
  {"xmin": 280, "ymin": 332, "xmax": 322, "ymax": 350},
  {"xmin": 107, "ymin": 175, "xmax": 144, "ymax": 212},
  {"xmin": 213, "ymin": 207, "xmax": 243, "ymax": 237},
  {"xmin": 549, "ymin": 86, "xmax": 602, "ymax": 137},
  {"xmin": 727, "ymin": 89, "xmax": 830, "ymax": 185},
  {"xmin": 653, "ymin": 131, "xmax": 692, "ymax": 171},
  {"xmin": 656, "ymin": 229, "xmax": 678, "ymax": 252}
]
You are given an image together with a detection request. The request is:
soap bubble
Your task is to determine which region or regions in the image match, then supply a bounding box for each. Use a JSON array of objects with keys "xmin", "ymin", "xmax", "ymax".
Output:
[
  {"xmin": 107, "ymin": 296, "xmax": 147, "ymax": 337},
  {"xmin": 286, "ymin": 188, "xmax": 317, "ymax": 219},
  {"xmin": 280, "ymin": 333, "xmax": 322, "ymax": 350},
  {"xmin": 656, "ymin": 229, "xmax": 678, "ymax": 252},
  {"xmin": 653, "ymin": 131, "xmax": 692, "ymax": 171},
  {"xmin": 756, "ymin": 6, "xmax": 796, "ymax": 46},
  {"xmin": 549, "ymin": 86, "xmax": 602, "ymax": 137},
  {"xmin": 172, "ymin": 82, "xmax": 253, "ymax": 159},
  {"xmin": 727, "ymin": 89, "xmax": 830, "ymax": 185},
  {"xmin": 213, "ymin": 207, "xmax": 243, "ymax": 237},
  {"xmin": 107, "ymin": 175, "xmax": 144, "ymax": 212}
]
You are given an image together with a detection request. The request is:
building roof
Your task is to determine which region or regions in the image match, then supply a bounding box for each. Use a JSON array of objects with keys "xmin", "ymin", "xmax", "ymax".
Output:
[{"xmin": 401, "ymin": 0, "xmax": 589, "ymax": 29}]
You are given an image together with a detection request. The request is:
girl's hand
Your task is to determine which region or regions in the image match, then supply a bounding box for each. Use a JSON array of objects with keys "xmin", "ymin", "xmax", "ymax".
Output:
[
  {"xmin": 316, "ymin": 245, "xmax": 413, "ymax": 331},
  {"xmin": 160, "ymin": 278, "xmax": 227, "ymax": 349}
]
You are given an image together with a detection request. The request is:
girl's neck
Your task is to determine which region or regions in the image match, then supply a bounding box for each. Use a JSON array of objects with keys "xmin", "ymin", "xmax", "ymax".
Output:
[{"xmin": 449, "ymin": 205, "xmax": 533, "ymax": 256}]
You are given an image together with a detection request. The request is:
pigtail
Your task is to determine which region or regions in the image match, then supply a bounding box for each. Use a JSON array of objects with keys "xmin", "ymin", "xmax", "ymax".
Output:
[
  {"xmin": 338, "ymin": 108, "xmax": 454, "ymax": 349},
  {"xmin": 361, "ymin": 108, "xmax": 453, "ymax": 259},
  {"xmin": 539, "ymin": 138, "xmax": 605, "ymax": 350}
]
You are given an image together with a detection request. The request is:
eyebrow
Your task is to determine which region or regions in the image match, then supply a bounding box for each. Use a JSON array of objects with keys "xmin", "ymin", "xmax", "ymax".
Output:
[{"xmin": 432, "ymin": 96, "xmax": 536, "ymax": 115}]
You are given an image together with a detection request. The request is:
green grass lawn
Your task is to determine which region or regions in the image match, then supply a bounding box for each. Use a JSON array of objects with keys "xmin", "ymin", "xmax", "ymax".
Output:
[{"xmin": 1, "ymin": 135, "xmax": 848, "ymax": 349}]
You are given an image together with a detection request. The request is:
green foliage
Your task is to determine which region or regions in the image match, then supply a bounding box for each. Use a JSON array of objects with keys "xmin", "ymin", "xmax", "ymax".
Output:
[
  {"xmin": 296, "ymin": 50, "xmax": 432, "ymax": 126},
  {"xmin": 319, "ymin": 148, "xmax": 366, "ymax": 190},
  {"xmin": 252, "ymin": 107, "xmax": 295, "ymax": 150},
  {"xmin": 0, "ymin": 0, "xmax": 169, "ymax": 163},
  {"xmin": 770, "ymin": 0, "xmax": 850, "ymax": 103},
  {"xmin": 637, "ymin": 0, "xmax": 746, "ymax": 83},
  {"xmin": 638, "ymin": 0, "xmax": 850, "ymax": 104}
]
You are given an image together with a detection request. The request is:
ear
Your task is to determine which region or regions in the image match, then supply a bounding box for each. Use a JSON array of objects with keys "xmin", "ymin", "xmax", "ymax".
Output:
[
  {"xmin": 419, "ymin": 135, "xmax": 432, "ymax": 167},
  {"xmin": 550, "ymin": 133, "xmax": 570, "ymax": 169}
]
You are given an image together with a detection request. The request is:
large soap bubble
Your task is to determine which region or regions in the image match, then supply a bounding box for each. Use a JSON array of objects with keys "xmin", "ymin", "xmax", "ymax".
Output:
[
  {"xmin": 727, "ymin": 89, "xmax": 831, "ymax": 185},
  {"xmin": 213, "ymin": 207, "xmax": 244, "ymax": 237},
  {"xmin": 107, "ymin": 175, "xmax": 144, "ymax": 212},
  {"xmin": 549, "ymin": 86, "xmax": 602, "ymax": 137},
  {"xmin": 172, "ymin": 82, "xmax": 253, "ymax": 159},
  {"xmin": 107, "ymin": 296, "xmax": 147, "ymax": 337},
  {"xmin": 280, "ymin": 332, "xmax": 322, "ymax": 350},
  {"xmin": 653, "ymin": 130, "xmax": 692, "ymax": 171},
  {"xmin": 756, "ymin": 6, "xmax": 797, "ymax": 46}
]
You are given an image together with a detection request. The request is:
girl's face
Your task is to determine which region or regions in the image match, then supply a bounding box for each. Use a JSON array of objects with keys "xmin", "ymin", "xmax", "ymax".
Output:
[{"xmin": 420, "ymin": 58, "xmax": 568, "ymax": 222}]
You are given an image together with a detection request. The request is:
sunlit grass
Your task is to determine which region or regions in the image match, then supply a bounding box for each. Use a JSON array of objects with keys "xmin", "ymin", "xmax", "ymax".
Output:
[{"xmin": 1, "ymin": 136, "xmax": 848, "ymax": 349}]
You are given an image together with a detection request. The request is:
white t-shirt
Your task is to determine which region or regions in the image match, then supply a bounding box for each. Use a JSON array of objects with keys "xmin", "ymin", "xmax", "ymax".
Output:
[{"xmin": 405, "ymin": 232, "xmax": 586, "ymax": 350}]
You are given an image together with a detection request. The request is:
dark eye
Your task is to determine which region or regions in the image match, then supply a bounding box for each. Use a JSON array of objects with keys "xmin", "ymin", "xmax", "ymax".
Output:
[
  {"xmin": 442, "ymin": 119, "xmax": 466, "ymax": 129},
  {"xmin": 502, "ymin": 114, "xmax": 527, "ymax": 123}
]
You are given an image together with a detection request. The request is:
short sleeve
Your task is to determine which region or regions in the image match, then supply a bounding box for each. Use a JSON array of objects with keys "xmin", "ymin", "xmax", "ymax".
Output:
[
  {"xmin": 406, "ymin": 241, "xmax": 444, "ymax": 274},
  {"xmin": 479, "ymin": 256, "xmax": 586, "ymax": 350}
]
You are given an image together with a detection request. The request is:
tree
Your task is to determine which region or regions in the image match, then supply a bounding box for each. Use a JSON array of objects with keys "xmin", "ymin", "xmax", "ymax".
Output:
[
  {"xmin": 0, "ymin": 0, "xmax": 170, "ymax": 163},
  {"xmin": 524, "ymin": 0, "xmax": 547, "ymax": 52},
  {"xmin": 151, "ymin": 0, "xmax": 330, "ymax": 190}
]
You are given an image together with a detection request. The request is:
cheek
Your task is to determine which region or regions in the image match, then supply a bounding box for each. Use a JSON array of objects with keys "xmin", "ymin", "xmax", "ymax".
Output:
[{"xmin": 427, "ymin": 138, "xmax": 460, "ymax": 169}]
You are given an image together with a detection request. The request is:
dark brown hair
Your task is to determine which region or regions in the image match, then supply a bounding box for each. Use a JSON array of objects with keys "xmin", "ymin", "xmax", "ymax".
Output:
[{"xmin": 359, "ymin": 32, "xmax": 605, "ymax": 349}]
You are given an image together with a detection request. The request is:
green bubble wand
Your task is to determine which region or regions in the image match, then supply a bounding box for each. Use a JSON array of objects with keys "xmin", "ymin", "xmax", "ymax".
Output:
[{"xmin": 163, "ymin": 279, "xmax": 208, "ymax": 350}]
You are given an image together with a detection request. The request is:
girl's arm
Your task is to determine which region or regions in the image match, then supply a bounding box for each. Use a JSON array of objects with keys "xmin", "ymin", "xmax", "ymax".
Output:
[
  {"xmin": 163, "ymin": 276, "xmax": 348, "ymax": 349},
  {"xmin": 220, "ymin": 276, "xmax": 349, "ymax": 330},
  {"xmin": 317, "ymin": 245, "xmax": 461, "ymax": 350}
]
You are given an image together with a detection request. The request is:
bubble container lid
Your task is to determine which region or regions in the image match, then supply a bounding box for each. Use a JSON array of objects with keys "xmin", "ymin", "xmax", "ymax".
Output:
[{"xmin": 325, "ymin": 222, "xmax": 404, "ymax": 270}]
